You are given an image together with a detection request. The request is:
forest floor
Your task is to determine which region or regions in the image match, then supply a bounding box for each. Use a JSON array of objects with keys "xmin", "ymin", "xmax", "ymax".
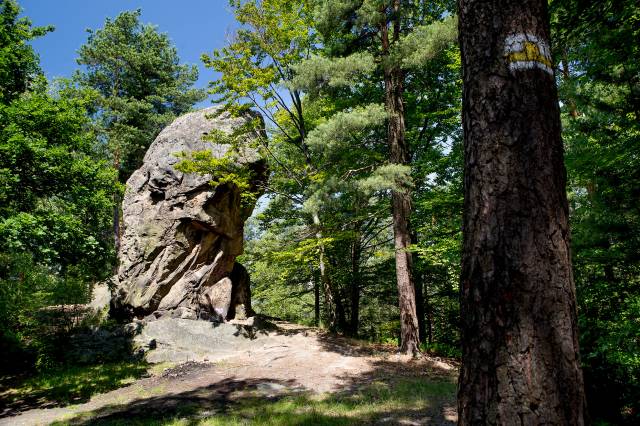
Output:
[{"xmin": 0, "ymin": 322, "xmax": 458, "ymax": 425}]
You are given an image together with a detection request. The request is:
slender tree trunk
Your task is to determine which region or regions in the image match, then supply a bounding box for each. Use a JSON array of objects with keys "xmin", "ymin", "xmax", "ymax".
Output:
[
  {"xmin": 335, "ymin": 293, "xmax": 347, "ymax": 333},
  {"xmin": 349, "ymin": 234, "xmax": 361, "ymax": 337},
  {"xmin": 414, "ymin": 276, "xmax": 425, "ymax": 344},
  {"xmin": 457, "ymin": 0, "xmax": 587, "ymax": 423},
  {"xmin": 312, "ymin": 211, "xmax": 337, "ymax": 331},
  {"xmin": 113, "ymin": 151, "xmax": 122, "ymax": 273},
  {"xmin": 314, "ymin": 273, "xmax": 320, "ymax": 328},
  {"xmin": 412, "ymin": 233, "xmax": 427, "ymax": 344},
  {"xmin": 381, "ymin": 1, "xmax": 420, "ymax": 356},
  {"xmin": 113, "ymin": 194, "xmax": 121, "ymax": 253},
  {"xmin": 425, "ymin": 284, "xmax": 433, "ymax": 345}
]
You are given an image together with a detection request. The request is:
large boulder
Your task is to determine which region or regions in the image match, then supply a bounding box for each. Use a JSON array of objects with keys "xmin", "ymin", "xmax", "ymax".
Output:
[{"xmin": 111, "ymin": 107, "xmax": 266, "ymax": 322}]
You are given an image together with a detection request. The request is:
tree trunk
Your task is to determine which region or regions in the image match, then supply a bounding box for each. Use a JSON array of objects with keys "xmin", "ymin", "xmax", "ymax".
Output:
[
  {"xmin": 381, "ymin": 0, "xmax": 420, "ymax": 356},
  {"xmin": 335, "ymin": 293, "xmax": 347, "ymax": 333},
  {"xmin": 113, "ymin": 194, "xmax": 121, "ymax": 254},
  {"xmin": 314, "ymin": 273, "xmax": 320, "ymax": 328},
  {"xmin": 112, "ymin": 151, "xmax": 122, "ymax": 274},
  {"xmin": 413, "ymin": 272, "xmax": 425, "ymax": 344},
  {"xmin": 312, "ymin": 211, "xmax": 337, "ymax": 331},
  {"xmin": 457, "ymin": 0, "xmax": 587, "ymax": 424},
  {"xmin": 424, "ymin": 283, "xmax": 433, "ymax": 345},
  {"xmin": 349, "ymin": 234, "xmax": 361, "ymax": 337}
]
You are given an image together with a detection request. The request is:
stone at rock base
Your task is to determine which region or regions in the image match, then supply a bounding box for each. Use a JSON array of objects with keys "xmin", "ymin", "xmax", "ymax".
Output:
[{"xmin": 133, "ymin": 317, "xmax": 277, "ymax": 363}]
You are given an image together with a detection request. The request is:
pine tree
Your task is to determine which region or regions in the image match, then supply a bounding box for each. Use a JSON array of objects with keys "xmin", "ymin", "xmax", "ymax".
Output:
[
  {"xmin": 75, "ymin": 9, "xmax": 205, "ymax": 253},
  {"xmin": 300, "ymin": 0, "xmax": 456, "ymax": 355},
  {"xmin": 0, "ymin": 0, "xmax": 52, "ymax": 104},
  {"xmin": 457, "ymin": 0, "xmax": 587, "ymax": 422}
]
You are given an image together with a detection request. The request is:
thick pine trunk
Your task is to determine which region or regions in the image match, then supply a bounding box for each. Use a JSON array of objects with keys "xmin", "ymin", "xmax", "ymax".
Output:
[
  {"xmin": 386, "ymin": 68, "xmax": 420, "ymax": 355},
  {"xmin": 381, "ymin": 1, "xmax": 420, "ymax": 356},
  {"xmin": 457, "ymin": 0, "xmax": 587, "ymax": 423}
]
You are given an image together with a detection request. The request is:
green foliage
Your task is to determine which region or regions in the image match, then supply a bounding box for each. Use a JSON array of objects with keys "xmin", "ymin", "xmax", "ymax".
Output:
[
  {"xmin": 175, "ymin": 121, "xmax": 266, "ymax": 209},
  {"xmin": 0, "ymin": 83, "xmax": 118, "ymax": 273},
  {"xmin": 240, "ymin": 218, "xmax": 318, "ymax": 325},
  {"xmin": 75, "ymin": 9, "xmax": 205, "ymax": 181},
  {"xmin": 203, "ymin": 0, "xmax": 316, "ymax": 115},
  {"xmin": 0, "ymin": 252, "xmax": 91, "ymax": 370},
  {"xmin": 0, "ymin": 2, "xmax": 120, "ymax": 374},
  {"xmin": 291, "ymin": 52, "xmax": 376, "ymax": 94},
  {"xmin": 552, "ymin": 0, "xmax": 640, "ymax": 422},
  {"xmin": 393, "ymin": 16, "xmax": 458, "ymax": 69},
  {"xmin": 0, "ymin": 0, "xmax": 52, "ymax": 104}
]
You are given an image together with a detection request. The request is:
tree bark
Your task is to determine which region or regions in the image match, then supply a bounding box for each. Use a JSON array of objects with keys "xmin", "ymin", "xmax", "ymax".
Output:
[
  {"xmin": 382, "ymin": 0, "xmax": 421, "ymax": 356},
  {"xmin": 457, "ymin": 0, "xmax": 587, "ymax": 424}
]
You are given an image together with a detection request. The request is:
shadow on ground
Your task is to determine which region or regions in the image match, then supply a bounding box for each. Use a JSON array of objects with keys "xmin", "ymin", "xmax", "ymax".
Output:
[
  {"xmin": 0, "ymin": 362, "xmax": 150, "ymax": 417},
  {"xmin": 52, "ymin": 358, "xmax": 457, "ymax": 426}
]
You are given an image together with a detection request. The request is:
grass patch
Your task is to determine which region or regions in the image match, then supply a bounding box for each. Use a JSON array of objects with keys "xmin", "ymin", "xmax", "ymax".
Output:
[
  {"xmin": 56, "ymin": 376, "xmax": 457, "ymax": 425},
  {"xmin": 1, "ymin": 361, "xmax": 150, "ymax": 412}
]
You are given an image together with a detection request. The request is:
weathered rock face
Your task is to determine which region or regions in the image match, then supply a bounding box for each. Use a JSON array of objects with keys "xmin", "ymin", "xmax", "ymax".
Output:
[{"xmin": 111, "ymin": 107, "xmax": 265, "ymax": 322}]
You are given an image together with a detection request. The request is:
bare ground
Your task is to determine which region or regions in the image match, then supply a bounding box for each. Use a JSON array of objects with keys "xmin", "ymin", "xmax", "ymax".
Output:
[{"xmin": 0, "ymin": 322, "xmax": 458, "ymax": 425}]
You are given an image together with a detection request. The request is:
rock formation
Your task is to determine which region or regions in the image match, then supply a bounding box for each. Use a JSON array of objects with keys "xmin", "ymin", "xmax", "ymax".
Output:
[{"xmin": 111, "ymin": 106, "xmax": 266, "ymax": 322}]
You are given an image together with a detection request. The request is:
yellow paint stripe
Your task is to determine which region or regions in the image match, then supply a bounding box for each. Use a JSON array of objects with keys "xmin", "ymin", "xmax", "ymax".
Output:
[{"xmin": 507, "ymin": 42, "xmax": 553, "ymax": 69}]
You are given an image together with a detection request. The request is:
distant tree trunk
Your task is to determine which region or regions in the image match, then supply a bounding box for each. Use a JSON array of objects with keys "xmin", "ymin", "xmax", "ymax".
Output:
[
  {"xmin": 113, "ymin": 151, "xmax": 122, "ymax": 273},
  {"xmin": 314, "ymin": 274, "xmax": 320, "ymax": 328},
  {"xmin": 414, "ymin": 273, "xmax": 426, "ymax": 344},
  {"xmin": 312, "ymin": 211, "xmax": 337, "ymax": 331},
  {"xmin": 457, "ymin": 0, "xmax": 587, "ymax": 423},
  {"xmin": 349, "ymin": 233, "xmax": 361, "ymax": 337},
  {"xmin": 382, "ymin": 0, "xmax": 420, "ymax": 356},
  {"xmin": 413, "ymin": 270, "xmax": 427, "ymax": 343},
  {"xmin": 412, "ymin": 233, "xmax": 427, "ymax": 344},
  {"xmin": 424, "ymin": 283, "xmax": 433, "ymax": 345},
  {"xmin": 335, "ymin": 294, "xmax": 347, "ymax": 333},
  {"xmin": 113, "ymin": 194, "xmax": 121, "ymax": 253}
]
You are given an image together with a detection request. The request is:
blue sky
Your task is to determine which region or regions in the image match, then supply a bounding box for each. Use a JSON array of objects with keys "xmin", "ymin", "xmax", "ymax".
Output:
[{"xmin": 20, "ymin": 0, "xmax": 238, "ymax": 107}]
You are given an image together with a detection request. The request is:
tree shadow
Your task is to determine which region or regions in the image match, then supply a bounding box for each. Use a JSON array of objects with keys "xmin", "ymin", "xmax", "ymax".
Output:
[
  {"xmin": 2, "ymin": 318, "xmax": 459, "ymax": 424},
  {"xmin": 0, "ymin": 362, "xmax": 150, "ymax": 417},
  {"xmin": 50, "ymin": 357, "xmax": 457, "ymax": 425}
]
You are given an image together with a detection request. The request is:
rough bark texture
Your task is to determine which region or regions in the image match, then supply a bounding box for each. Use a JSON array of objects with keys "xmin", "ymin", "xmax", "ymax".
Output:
[
  {"xmin": 382, "ymin": 1, "xmax": 420, "ymax": 355},
  {"xmin": 457, "ymin": 0, "xmax": 587, "ymax": 424},
  {"xmin": 111, "ymin": 107, "xmax": 266, "ymax": 322}
]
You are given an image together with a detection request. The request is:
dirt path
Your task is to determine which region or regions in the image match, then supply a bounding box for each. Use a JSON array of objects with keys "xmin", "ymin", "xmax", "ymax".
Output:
[{"xmin": 1, "ymin": 322, "xmax": 458, "ymax": 425}]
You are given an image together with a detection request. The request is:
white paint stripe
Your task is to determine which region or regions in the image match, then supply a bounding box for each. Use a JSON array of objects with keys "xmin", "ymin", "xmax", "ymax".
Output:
[
  {"xmin": 504, "ymin": 33, "xmax": 554, "ymax": 76},
  {"xmin": 509, "ymin": 61, "xmax": 554, "ymax": 76}
]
